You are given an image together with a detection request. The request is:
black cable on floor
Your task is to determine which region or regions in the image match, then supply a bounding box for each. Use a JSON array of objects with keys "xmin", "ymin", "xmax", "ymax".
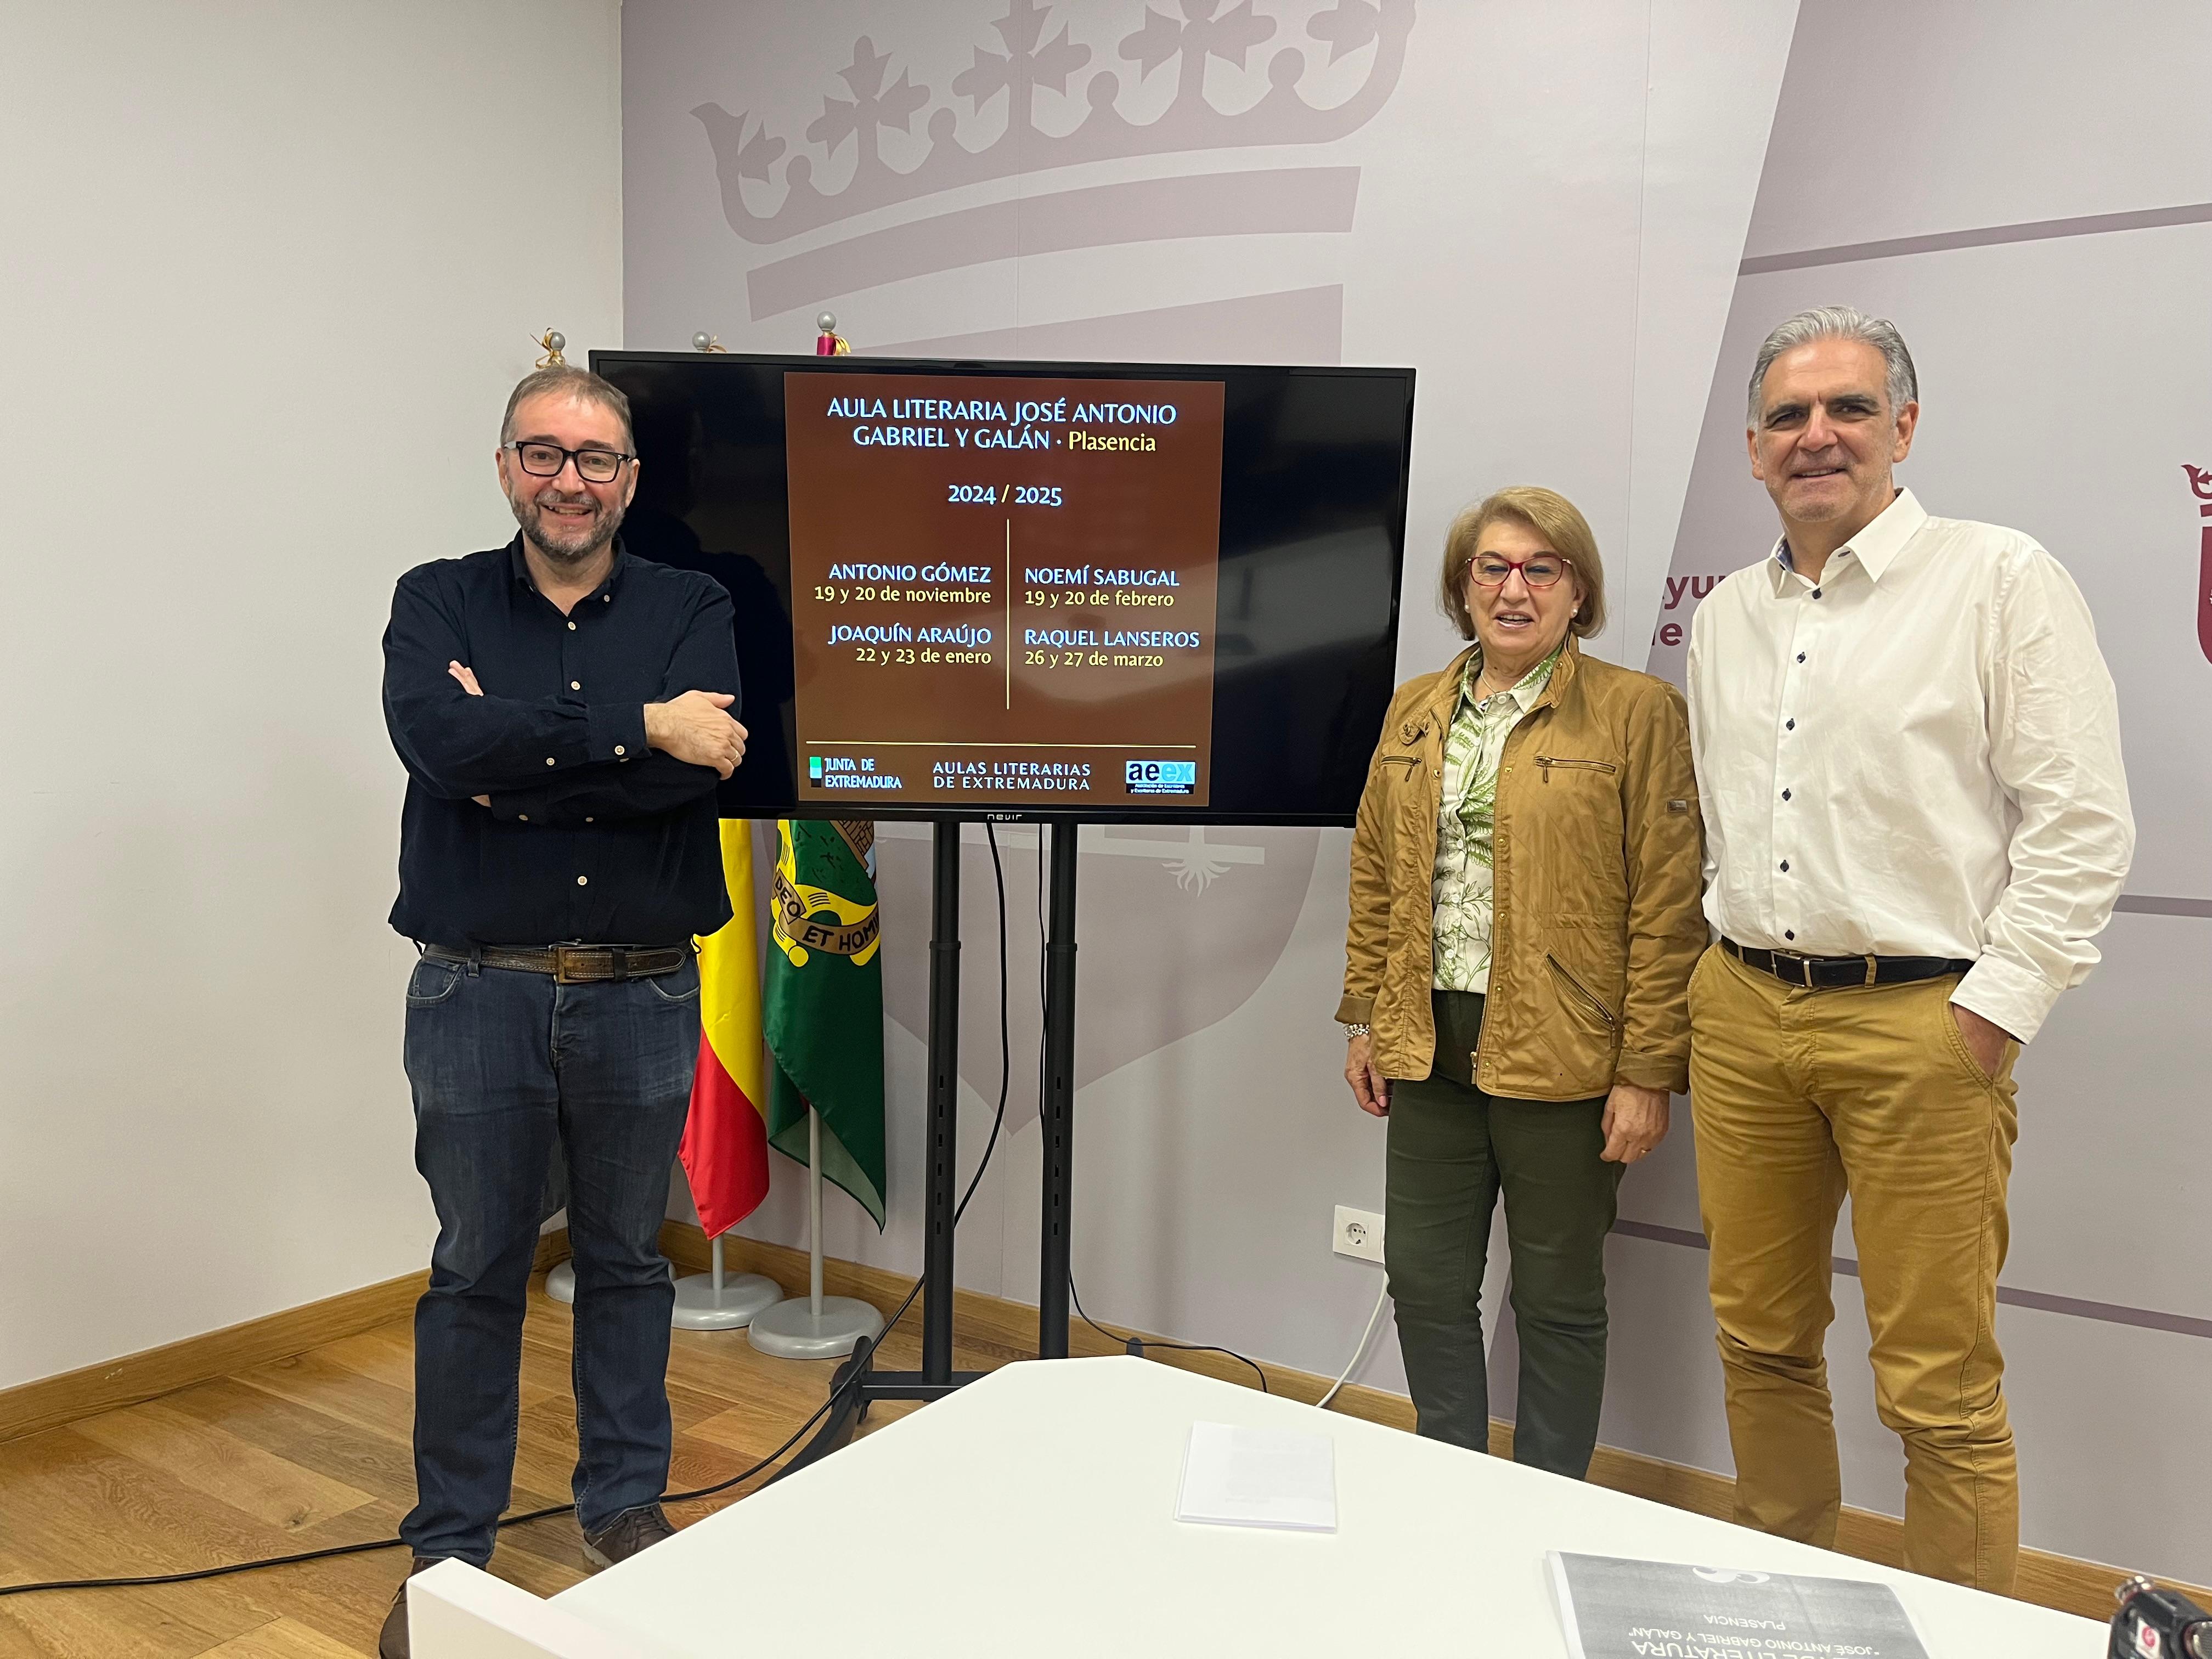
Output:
[
  {"xmin": 0, "ymin": 820, "xmax": 1026, "ymax": 1602},
  {"xmin": 0, "ymin": 1387, "xmax": 847, "ymax": 1599},
  {"xmin": 1032, "ymin": 825, "xmax": 1269, "ymax": 1396},
  {"xmin": 1, "ymin": 821, "xmax": 1283, "ymax": 1598},
  {"xmin": 0, "ymin": 1255, "xmax": 934, "ymax": 1602},
  {"xmin": 1067, "ymin": 1270, "xmax": 1271, "ymax": 1394}
]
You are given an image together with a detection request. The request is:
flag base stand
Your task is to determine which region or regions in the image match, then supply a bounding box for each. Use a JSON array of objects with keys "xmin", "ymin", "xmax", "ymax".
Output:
[
  {"xmin": 672, "ymin": 1234, "xmax": 782, "ymax": 1331},
  {"xmin": 749, "ymin": 1106, "xmax": 884, "ymax": 1360},
  {"xmin": 746, "ymin": 1294, "xmax": 884, "ymax": 1359}
]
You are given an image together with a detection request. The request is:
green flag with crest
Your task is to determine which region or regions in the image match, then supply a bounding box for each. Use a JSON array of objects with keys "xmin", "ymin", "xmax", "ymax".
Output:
[{"xmin": 764, "ymin": 817, "xmax": 886, "ymax": 1227}]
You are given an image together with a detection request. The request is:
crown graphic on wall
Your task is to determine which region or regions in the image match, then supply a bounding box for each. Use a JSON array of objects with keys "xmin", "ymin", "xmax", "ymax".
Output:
[{"xmin": 693, "ymin": 0, "xmax": 1415, "ymax": 247}]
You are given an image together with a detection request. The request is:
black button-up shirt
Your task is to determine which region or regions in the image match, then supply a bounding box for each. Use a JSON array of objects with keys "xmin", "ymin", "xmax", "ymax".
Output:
[{"xmin": 383, "ymin": 537, "xmax": 738, "ymax": 946}]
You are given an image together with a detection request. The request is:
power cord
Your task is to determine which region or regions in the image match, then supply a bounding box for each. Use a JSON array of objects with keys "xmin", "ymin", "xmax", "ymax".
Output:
[
  {"xmin": 0, "ymin": 819, "xmax": 1025, "ymax": 1602},
  {"xmin": 1035, "ymin": 823, "xmax": 1272, "ymax": 1396},
  {"xmin": 0, "ymin": 1377, "xmax": 863, "ymax": 1599},
  {"xmin": 1316, "ymin": 1279, "xmax": 1392, "ymax": 1409},
  {"xmin": 1068, "ymin": 1272, "xmax": 1271, "ymax": 1393},
  {"xmin": 0, "ymin": 1215, "xmax": 932, "ymax": 1605}
]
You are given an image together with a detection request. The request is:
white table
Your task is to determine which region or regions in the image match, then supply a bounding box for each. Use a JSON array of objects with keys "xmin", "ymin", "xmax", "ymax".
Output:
[{"xmin": 550, "ymin": 1356, "xmax": 2105, "ymax": 1657}]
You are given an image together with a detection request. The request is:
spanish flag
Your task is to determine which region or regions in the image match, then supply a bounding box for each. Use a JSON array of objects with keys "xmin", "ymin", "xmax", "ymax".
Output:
[{"xmin": 678, "ymin": 820, "xmax": 771, "ymax": 1237}]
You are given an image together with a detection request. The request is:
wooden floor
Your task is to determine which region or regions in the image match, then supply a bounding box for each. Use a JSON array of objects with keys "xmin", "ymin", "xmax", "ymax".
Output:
[
  {"xmin": 0, "ymin": 1272, "xmax": 1025, "ymax": 1658},
  {"xmin": 3, "ymin": 1267, "xmax": 2176, "ymax": 1650}
]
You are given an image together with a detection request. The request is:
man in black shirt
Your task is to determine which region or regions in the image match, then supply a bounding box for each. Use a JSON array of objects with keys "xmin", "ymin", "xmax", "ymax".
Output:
[{"xmin": 377, "ymin": 366, "xmax": 744, "ymax": 1657}]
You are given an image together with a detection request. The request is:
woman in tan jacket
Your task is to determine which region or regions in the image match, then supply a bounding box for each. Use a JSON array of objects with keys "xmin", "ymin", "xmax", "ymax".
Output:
[{"xmin": 1339, "ymin": 486, "xmax": 1705, "ymax": 1476}]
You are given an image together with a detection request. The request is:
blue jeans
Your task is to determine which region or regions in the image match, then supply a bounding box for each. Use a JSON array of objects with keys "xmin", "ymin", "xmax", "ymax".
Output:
[{"xmin": 399, "ymin": 952, "xmax": 699, "ymax": 1564}]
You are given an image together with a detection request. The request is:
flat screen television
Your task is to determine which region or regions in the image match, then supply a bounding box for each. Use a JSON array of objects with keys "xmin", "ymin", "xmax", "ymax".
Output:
[{"xmin": 592, "ymin": 351, "xmax": 1413, "ymax": 826}]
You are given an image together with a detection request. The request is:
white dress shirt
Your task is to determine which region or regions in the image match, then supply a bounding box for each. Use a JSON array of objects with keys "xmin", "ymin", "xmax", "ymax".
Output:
[{"xmin": 1686, "ymin": 488, "xmax": 2134, "ymax": 1043}]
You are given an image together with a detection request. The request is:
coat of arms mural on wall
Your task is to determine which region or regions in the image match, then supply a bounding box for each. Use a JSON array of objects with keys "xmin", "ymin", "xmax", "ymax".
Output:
[{"xmin": 688, "ymin": 1, "xmax": 1416, "ymax": 357}]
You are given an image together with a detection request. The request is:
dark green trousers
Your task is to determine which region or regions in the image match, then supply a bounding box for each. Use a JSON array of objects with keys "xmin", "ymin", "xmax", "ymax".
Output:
[{"xmin": 1385, "ymin": 989, "xmax": 1621, "ymax": 1478}]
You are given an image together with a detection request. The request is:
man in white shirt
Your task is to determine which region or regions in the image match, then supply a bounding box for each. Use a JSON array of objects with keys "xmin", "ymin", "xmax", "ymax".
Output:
[{"xmin": 1684, "ymin": 306, "xmax": 2133, "ymax": 1593}]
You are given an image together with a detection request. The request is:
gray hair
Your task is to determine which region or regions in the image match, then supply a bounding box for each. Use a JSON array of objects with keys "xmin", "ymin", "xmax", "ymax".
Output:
[
  {"xmin": 499, "ymin": 365, "xmax": 634, "ymax": 449},
  {"xmin": 1746, "ymin": 306, "xmax": 1918, "ymax": 427}
]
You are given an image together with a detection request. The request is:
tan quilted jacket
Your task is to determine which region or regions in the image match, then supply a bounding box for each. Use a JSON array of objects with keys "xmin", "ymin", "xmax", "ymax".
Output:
[{"xmin": 1337, "ymin": 639, "xmax": 1706, "ymax": 1098}]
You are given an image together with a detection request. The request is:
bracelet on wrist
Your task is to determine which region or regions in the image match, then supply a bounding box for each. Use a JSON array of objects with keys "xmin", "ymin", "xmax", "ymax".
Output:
[{"xmin": 1341, "ymin": 1022, "xmax": 1370, "ymax": 1039}]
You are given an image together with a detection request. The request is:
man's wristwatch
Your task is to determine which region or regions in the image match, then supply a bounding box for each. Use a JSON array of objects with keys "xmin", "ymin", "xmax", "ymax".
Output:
[{"xmin": 1341, "ymin": 1022, "xmax": 1371, "ymax": 1039}]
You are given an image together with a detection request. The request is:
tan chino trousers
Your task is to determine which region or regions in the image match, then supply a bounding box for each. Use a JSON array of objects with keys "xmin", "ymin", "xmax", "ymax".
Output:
[{"xmin": 1687, "ymin": 944, "xmax": 2021, "ymax": 1592}]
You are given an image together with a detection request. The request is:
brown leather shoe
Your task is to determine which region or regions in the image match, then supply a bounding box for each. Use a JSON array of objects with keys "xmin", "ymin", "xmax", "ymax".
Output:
[
  {"xmin": 580, "ymin": 1503, "xmax": 675, "ymax": 1572},
  {"xmin": 378, "ymin": 1556, "xmax": 443, "ymax": 1659}
]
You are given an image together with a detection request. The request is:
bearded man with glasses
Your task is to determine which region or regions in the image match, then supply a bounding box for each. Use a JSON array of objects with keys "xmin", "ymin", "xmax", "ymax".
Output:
[
  {"xmin": 1339, "ymin": 486, "xmax": 1705, "ymax": 1479},
  {"xmin": 374, "ymin": 366, "xmax": 748, "ymax": 1657}
]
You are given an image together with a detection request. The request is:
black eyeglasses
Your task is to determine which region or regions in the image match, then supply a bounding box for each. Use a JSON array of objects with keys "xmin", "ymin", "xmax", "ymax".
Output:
[{"xmin": 504, "ymin": 441, "xmax": 633, "ymax": 484}]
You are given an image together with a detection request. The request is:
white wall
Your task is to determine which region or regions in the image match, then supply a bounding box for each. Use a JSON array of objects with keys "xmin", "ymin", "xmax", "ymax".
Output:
[{"xmin": 0, "ymin": 0, "xmax": 625, "ymax": 1391}]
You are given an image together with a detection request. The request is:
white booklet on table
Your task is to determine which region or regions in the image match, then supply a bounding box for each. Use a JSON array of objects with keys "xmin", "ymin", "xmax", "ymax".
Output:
[
  {"xmin": 1174, "ymin": 1421, "xmax": 1337, "ymax": 1532},
  {"xmin": 1548, "ymin": 1551, "xmax": 1932, "ymax": 1659}
]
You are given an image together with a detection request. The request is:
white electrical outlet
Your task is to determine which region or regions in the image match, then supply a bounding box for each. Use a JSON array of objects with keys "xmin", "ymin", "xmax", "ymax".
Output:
[{"xmin": 1333, "ymin": 1204, "xmax": 1385, "ymax": 1265}]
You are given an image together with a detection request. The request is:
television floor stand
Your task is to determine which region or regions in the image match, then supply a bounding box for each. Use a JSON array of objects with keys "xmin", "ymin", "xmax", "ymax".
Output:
[{"xmin": 779, "ymin": 816, "xmax": 1081, "ymax": 1480}]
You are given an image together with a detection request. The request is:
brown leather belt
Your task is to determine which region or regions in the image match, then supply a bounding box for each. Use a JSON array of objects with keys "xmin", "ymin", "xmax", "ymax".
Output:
[
  {"xmin": 1722, "ymin": 938, "xmax": 1973, "ymax": 990},
  {"xmin": 422, "ymin": 943, "xmax": 692, "ymax": 984}
]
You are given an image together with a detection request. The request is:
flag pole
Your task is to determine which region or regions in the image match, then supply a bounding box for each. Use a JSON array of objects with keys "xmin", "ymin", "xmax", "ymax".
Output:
[
  {"xmin": 549, "ymin": 1227, "xmax": 781, "ymax": 1330},
  {"xmin": 749, "ymin": 1098, "xmax": 884, "ymax": 1358},
  {"xmin": 670, "ymin": 1223, "xmax": 781, "ymax": 1331},
  {"xmin": 809, "ymin": 1107, "xmax": 826, "ymax": 1317}
]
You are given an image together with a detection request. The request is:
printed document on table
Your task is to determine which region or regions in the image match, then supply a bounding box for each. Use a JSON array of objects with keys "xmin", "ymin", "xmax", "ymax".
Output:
[
  {"xmin": 1548, "ymin": 1552, "xmax": 1931, "ymax": 1659},
  {"xmin": 1175, "ymin": 1421, "xmax": 1336, "ymax": 1532}
]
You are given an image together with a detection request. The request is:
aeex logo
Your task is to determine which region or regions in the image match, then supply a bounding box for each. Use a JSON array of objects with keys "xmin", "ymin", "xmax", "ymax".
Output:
[{"xmin": 2190, "ymin": 462, "xmax": 2212, "ymax": 665}]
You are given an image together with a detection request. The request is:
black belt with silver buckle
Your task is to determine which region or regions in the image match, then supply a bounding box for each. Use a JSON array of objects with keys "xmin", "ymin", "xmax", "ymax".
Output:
[
  {"xmin": 422, "ymin": 943, "xmax": 692, "ymax": 984},
  {"xmin": 1722, "ymin": 938, "xmax": 1974, "ymax": 990}
]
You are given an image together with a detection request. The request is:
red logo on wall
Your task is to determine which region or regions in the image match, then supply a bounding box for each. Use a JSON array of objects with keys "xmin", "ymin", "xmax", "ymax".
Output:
[{"xmin": 2191, "ymin": 463, "xmax": 2212, "ymax": 665}]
